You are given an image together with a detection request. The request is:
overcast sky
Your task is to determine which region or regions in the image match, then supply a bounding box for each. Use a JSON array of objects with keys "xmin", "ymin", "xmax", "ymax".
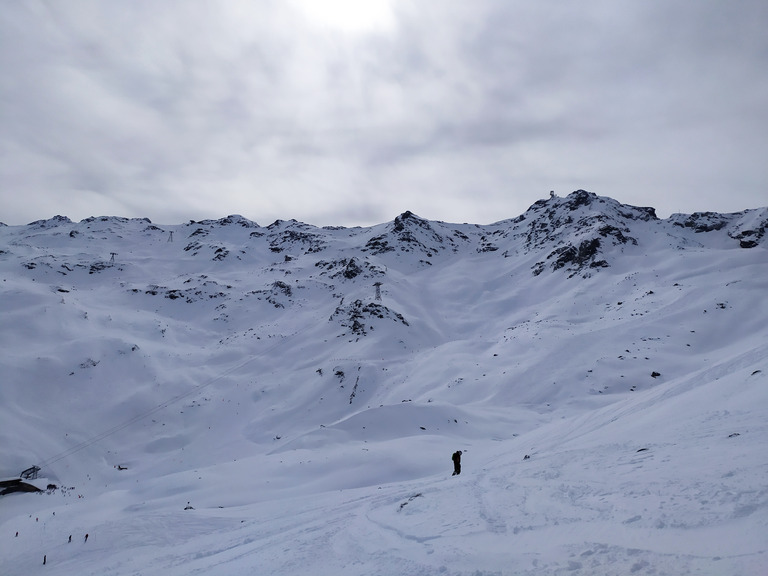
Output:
[{"xmin": 1, "ymin": 1, "xmax": 766, "ymax": 227}]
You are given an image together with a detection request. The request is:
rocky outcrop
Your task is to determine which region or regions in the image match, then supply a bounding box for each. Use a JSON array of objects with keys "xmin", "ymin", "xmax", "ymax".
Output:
[
  {"xmin": 526, "ymin": 190, "xmax": 653, "ymax": 277},
  {"xmin": 330, "ymin": 299, "xmax": 409, "ymax": 337}
]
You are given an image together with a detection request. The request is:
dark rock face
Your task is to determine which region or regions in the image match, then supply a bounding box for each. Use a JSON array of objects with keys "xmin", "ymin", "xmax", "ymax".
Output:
[
  {"xmin": 363, "ymin": 211, "xmax": 448, "ymax": 257},
  {"xmin": 597, "ymin": 225, "xmax": 636, "ymax": 245},
  {"xmin": 729, "ymin": 219, "xmax": 767, "ymax": 249},
  {"xmin": 564, "ymin": 189, "xmax": 597, "ymax": 210},
  {"xmin": 673, "ymin": 212, "xmax": 730, "ymax": 233},
  {"xmin": 330, "ymin": 299, "xmax": 409, "ymax": 337},
  {"xmin": 550, "ymin": 238, "xmax": 608, "ymax": 272},
  {"xmin": 28, "ymin": 215, "xmax": 73, "ymax": 228},
  {"xmin": 392, "ymin": 211, "xmax": 417, "ymax": 233},
  {"xmin": 212, "ymin": 215, "xmax": 259, "ymax": 228},
  {"xmin": 525, "ymin": 190, "xmax": 648, "ymax": 277},
  {"xmin": 315, "ymin": 257, "xmax": 384, "ymax": 280},
  {"xmin": 268, "ymin": 228, "xmax": 327, "ymax": 254},
  {"xmin": 669, "ymin": 208, "xmax": 768, "ymax": 249},
  {"xmin": 342, "ymin": 258, "xmax": 363, "ymax": 279},
  {"xmin": 363, "ymin": 234, "xmax": 395, "ymax": 255}
]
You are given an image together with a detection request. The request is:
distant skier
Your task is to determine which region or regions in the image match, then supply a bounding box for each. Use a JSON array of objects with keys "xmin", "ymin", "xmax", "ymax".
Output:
[
  {"xmin": 84, "ymin": 533, "xmax": 89, "ymax": 543},
  {"xmin": 452, "ymin": 450, "xmax": 462, "ymax": 476}
]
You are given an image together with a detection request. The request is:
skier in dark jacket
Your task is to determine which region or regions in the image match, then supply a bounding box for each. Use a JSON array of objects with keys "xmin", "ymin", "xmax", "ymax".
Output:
[{"xmin": 452, "ymin": 450, "xmax": 462, "ymax": 475}]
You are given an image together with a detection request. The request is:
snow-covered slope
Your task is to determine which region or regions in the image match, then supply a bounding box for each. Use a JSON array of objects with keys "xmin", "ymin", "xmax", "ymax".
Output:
[{"xmin": 1, "ymin": 190, "xmax": 767, "ymax": 575}]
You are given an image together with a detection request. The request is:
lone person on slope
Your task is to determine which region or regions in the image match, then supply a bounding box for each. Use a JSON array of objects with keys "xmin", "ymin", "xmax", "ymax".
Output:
[{"xmin": 452, "ymin": 450, "xmax": 462, "ymax": 476}]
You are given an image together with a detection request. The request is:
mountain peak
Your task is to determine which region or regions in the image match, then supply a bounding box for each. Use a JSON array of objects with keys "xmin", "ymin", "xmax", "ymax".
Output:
[
  {"xmin": 522, "ymin": 190, "xmax": 665, "ymax": 278},
  {"xmin": 359, "ymin": 210, "xmax": 447, "ymax": 258},
  {"xmin": 197, "ymin": 215, "xmax": 259, "ymax": 228},
  {"xmin": 392, "ymin": 210, "xmax": 427, "ymax": 230},
  {"xmin": 27, "ymin": 215, "xmax": 74, "ymax": 228},
  {"xmin": 564, "ymin": 189, "xmax": 598, "ymax": 209}
]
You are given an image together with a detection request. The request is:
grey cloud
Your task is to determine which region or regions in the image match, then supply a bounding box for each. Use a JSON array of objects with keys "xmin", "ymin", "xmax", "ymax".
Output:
[{"xmin": 1, "ymin": 1, "xmax": 766, "ymax": 226}]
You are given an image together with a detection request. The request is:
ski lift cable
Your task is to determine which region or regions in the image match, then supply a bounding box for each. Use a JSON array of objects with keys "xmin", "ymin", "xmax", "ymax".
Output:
[{"xmin": 36, "ymin": 331, "xmax": 300, "ymax": 472}]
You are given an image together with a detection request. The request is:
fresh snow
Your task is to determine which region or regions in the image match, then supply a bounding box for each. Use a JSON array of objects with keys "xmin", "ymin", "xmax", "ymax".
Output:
[{"xmin": 1, "ymin": 191, "xmax": 767, "ymax": 575}]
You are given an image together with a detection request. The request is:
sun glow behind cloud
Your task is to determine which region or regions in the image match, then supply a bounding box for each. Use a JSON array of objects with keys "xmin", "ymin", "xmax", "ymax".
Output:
[
  {"xmin": 289, "ymin": 0, "xmax": 396, "ymax": 32},
  {"xmin": 1, "ymin": 1, "xmax": 766, "ymax": 227}
]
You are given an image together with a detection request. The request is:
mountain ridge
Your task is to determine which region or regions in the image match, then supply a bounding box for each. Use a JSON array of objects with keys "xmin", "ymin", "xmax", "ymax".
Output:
[
  {"xmin": 5, "ymin": 191, "xmax": 767, "ymax": 279},
  {"xmin": 1, "ymin": 190, "xmax": 767, "ymax": 575}
]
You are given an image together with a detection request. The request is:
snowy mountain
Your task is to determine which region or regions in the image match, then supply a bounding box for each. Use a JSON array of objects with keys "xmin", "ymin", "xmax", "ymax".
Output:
[{"xmin": 1, "ymin": 190, "xmax": 767, "ymax": 575}]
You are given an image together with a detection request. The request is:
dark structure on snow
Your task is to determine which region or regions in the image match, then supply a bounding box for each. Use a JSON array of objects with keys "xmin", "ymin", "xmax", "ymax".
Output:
[{"xmin": 20, "ymin": 465, "xmax": 41, "ymax": 480}]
